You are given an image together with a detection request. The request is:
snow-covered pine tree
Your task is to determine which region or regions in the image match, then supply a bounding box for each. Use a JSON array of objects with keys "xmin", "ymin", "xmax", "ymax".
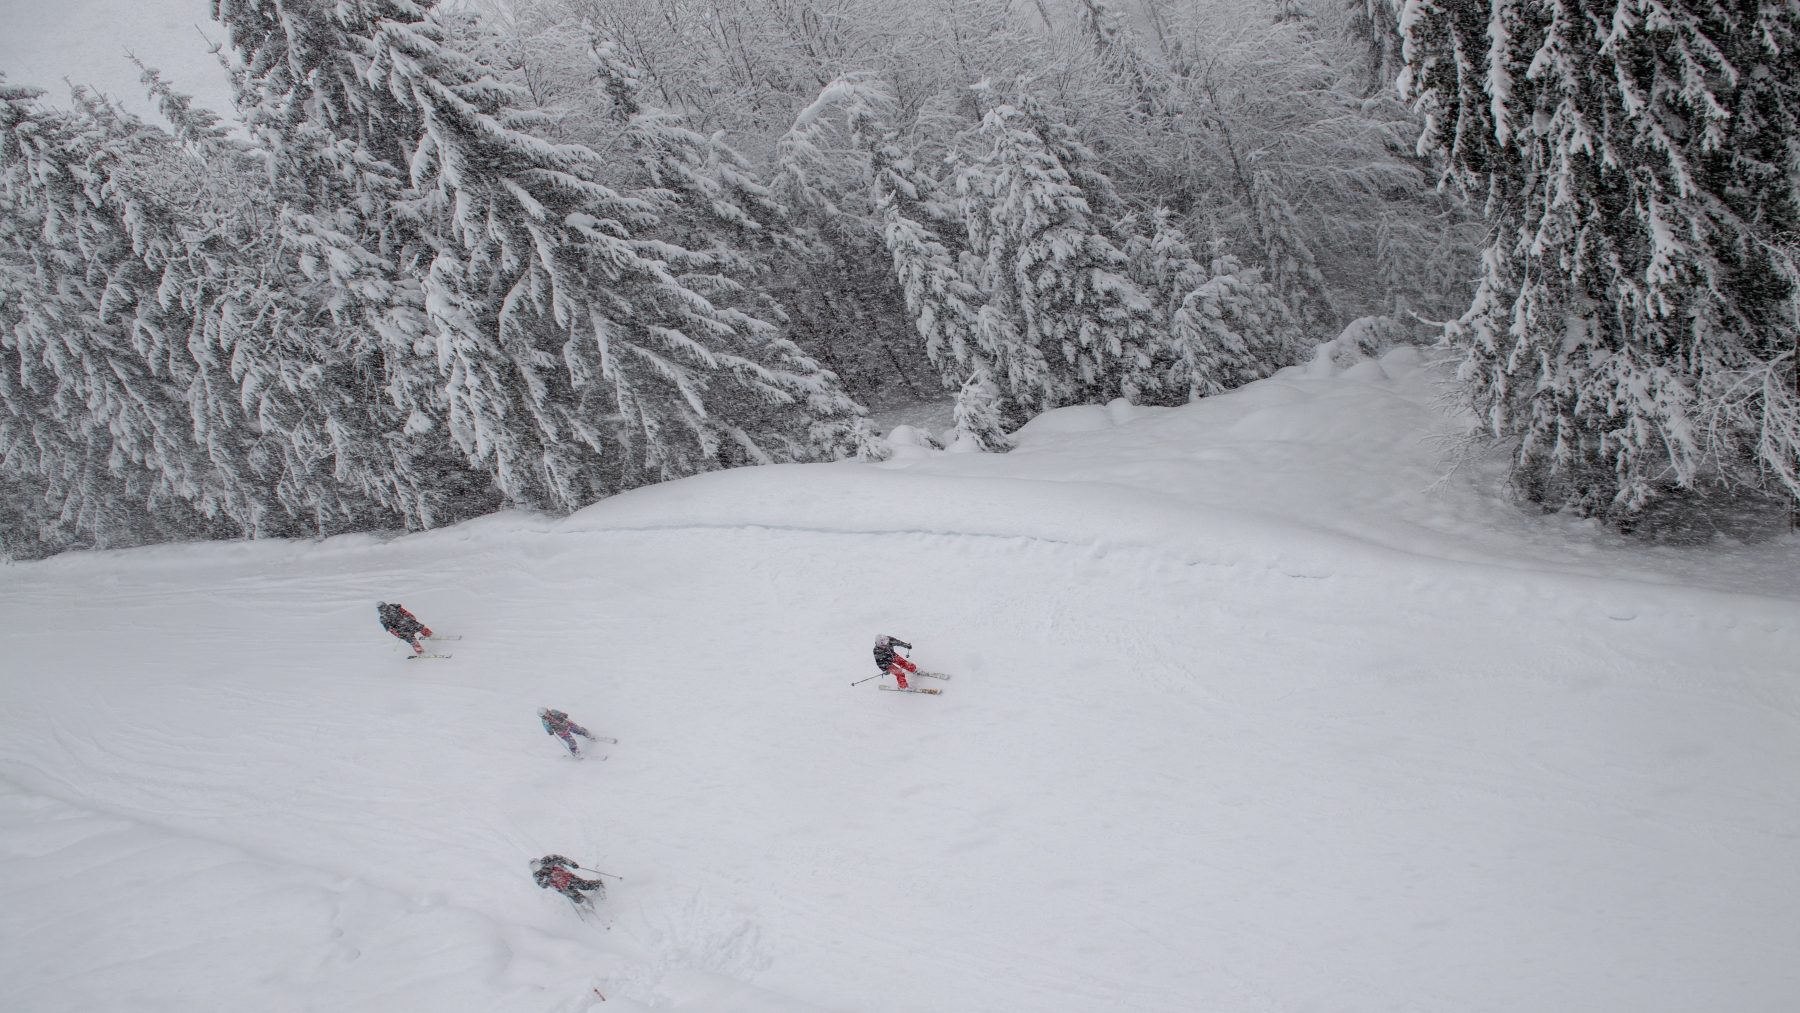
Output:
[
  {"xmin": 215, "ymin": 0, "xmax": 866, "ymax": 512},
  {"xmin": 1080, "ymin": 0, "xmax": 1180, "ymax": 121},
  {"xmin": 955, "ymin": 98, "xmax": 1161, "ymax": 410},
  {"xmin": 1399, "ymin": 0, "xmax": 1800, "ymax": 525},
  {"xmin": 1246, "ymin": 167, "xmax": 1335, "ymax": 330},
  {"xmin": 212, "ymin": 0, "xmax": 471, "ymax": 530},
  {"xmin": 584, "ymin": 33, "xmax": 877, "ymax": 461},
  {"xmin": 1, "ymin": 73, "xmax": 458, "ymax": 554},
  {"xmin": 211, "ymin": 0, "xmax": 422, "ymax": 311},
  {"xmin": 133, "ymin": 63, "xmax": 475, "ymax": 532},
  {"xmin": 483, "ymin": 0, "xmax": 1469, "ymax": 401},
  {"xmin": 1013, "ymin": 88, "xmax": 1136, "ymax": 251},
  {"xmin": 1124, "ymin": 208, "xmax": 1304, "ymax": 400},
  {"xmin": 1117, "ymin": 0, "xmax": 1459, "ymax": 329},
  {"xmin": 848, "ymin": 416, "xmax": 893, "ymax": 462},
  {"xmin": 68, "ymin": 87, "xmax": 307, "ymax": 535},
  {"xmin": 951, "ymin": 369, "xmax": 1013, "ymax": 452},
  {"xmin": 814, "ymin": 76, "xmax": 988, "ymax": 385},
  {"xmin": 1078, "ymin": 0, "xmax": 1177, "ymax": 120},
  {"xmin": 1345, "ymin": 0, "xmax": 1405, "ymax": 94},
  {"xmin": 877, "ymin": 194, "xmax": 987, "ymax": 373},
  {"xmin": 587, "ymin": 33, "xmax": 797, "ymax": 258},
  {"xmin": 0, "ymin": 83, "xmax": 275, "ymax": 551},
  {"xmin": 769, "ymin": 73, "xmax": 949, "ymax": 404}
]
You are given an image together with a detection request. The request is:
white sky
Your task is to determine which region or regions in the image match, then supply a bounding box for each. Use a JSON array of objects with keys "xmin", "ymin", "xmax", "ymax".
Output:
[{"xmin": 0, "ymin": 0, "xmax": 232, "ymax": 122}]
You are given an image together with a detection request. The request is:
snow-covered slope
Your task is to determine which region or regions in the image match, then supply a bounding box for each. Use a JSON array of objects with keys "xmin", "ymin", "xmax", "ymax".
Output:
[{"xmin": 3, "ymin": 350, "xmax": 1798, "ymax": 1012}]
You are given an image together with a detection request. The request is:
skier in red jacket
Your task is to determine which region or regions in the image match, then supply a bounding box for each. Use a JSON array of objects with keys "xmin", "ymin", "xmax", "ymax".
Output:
[
  {"xmin": 532, "ymin": 855, "xmax": 604, "ymax": 906},
  {"xmin": 874, "ymin": 634, "xmax": 917, "ymax": 689},
  {"xmin": 376, "ymin": 601, "xmax": 434, "ymax": 655}
]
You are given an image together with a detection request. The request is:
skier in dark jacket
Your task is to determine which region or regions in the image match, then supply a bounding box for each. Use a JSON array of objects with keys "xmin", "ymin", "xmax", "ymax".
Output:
[
  {"xmin": 874, "ymin": 634, "xmax": 917, "ymax": 689},
  {"xmin": 539, "ymin": 708, "xmax": 596, "ymax": 757},
  {"xmin": 532, "ymin": 854, "xmax": 604, "ymax": 905},
  {"xmin": 376, "ymin": 601, "xmax": 433, "ymax": 655}
]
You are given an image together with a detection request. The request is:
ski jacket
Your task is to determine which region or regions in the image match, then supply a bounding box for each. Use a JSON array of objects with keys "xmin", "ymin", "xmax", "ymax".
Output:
[
  {"xmin": 534, "ymin": 855, "xmax": 576, "ymax": 890},
  {"xmin": 541, "ymin": 710, "xmax": 572, "ymax": 736},
  {"xmin": 535, "ymin": 857, "xmax": 598, "ymax": 894},
  {"xmin": 377, "ymin": 603, "xmax": 424, "ymax": 636},
  {"xmin": 873, "ymin": 635, "xmax": 913, "ymax": 670}
]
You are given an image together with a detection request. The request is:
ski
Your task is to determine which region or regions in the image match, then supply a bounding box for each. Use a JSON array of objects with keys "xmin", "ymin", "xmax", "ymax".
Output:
[
  {"xmin": 423, "ymin": 634, "xmax": 462, "ymax": 641},
  {"xmin": 406, "ymin": 653, "xmax": 452, "ymax": 660},
  {"xmin": 913, "ymin": 670, "xmax": 952, "ymax": 681},
  {"xmin": 587, "ymin": 736, "xmax": 618, "ymax": 745},
  {"xmin": 563, "ymin": 753, "xmax": 607, "ymax": 761},
  {"xmin": 571, "ymin": 898, "xmax": 610, "ymax": 929},
  {"xmin": 879, "ymin": 685, "xmax": 942, "ymax": 695}
]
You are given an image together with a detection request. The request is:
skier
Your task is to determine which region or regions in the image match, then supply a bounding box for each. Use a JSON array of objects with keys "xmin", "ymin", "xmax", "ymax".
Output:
[
  {"xmin": 376, "ymin": 601, "xmax": 434, "ymax": 655},
  {"xmin": 873, "ymin": 634, "xmax": 917, "ymax": 690},
  {"xmin": 539, "ymin": 708, "xmax": 596, "ymax": 758},
  {"xmin": 532, "ymin": 854, "xmax": 604, "ymax": 906}
]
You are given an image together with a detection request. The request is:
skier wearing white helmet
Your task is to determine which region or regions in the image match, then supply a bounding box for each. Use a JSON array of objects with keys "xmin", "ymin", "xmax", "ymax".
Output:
[{"xmin": 538, "ymin": 707, "xmax": 596, "ymax": 757}]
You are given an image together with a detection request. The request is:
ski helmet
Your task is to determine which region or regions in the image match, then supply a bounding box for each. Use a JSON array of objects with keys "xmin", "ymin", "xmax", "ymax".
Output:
[
  {"xmin": 529, "ymin": 857, "xmax": 543, "ymax": 872},
  {"xmin": 376, "ymin": 601, "xmax": 387, "ymax": 609},
  {"xmin": 537, "ymin": 707, "xmax": 550, "ymax": 719}
]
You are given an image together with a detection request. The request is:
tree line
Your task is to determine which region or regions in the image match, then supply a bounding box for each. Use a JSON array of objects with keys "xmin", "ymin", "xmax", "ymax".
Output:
[{"xmin": 1, "ymin": 0, "xmax": 1793, "ymax": 558}]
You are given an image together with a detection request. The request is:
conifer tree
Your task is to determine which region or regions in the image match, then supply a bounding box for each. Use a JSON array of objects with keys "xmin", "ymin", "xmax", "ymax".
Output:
[
  {"xmin": 1246, "ymin": 168, "xmax": 1335, "ymax": 330},
  {"xmin": 137, "ymin": 63, "xmax": 474, "ymax": 530},
  {"xmin": 772, "ymin": 74, "xmax": 959, "ymax": 402},
  {"xmin": 829, "ymin": 78, "xmax": 989, "ymax": 382},
  {"xmin": 0, "ymin": 83, "xmax": 277, "ymax": 549},
  {"xmin": 1346, "ymin": 0, "xmax": 1405, "ymax": 93},
  {"xmin": 1079, "ymin": 0, "xmax": 1177, "ymax": 119},
  {"xmin": 587, "ymin": 34, "xmax": 798, "ymax": 258},
  {"xmin": 951, "ymin": 370, "xmax": 1014, "ymax": 452},
  {"xmin": 1124, "ymin": 209, "xmax": 1303, "ymax": 400},
  {"xmin": 1, "ymin": 76, "xmax": 452, "ymax": 552},
  {"xmin": 955, "ymin": 100, "xmax": 1160, "ymax": 410},
  {"xmin": 1400, "ymin": 0, "xmax": 1800, "ymax": 523},
  {"xmin": 215, "ymin": 0, "xmax": 866, "ymax": 512}
]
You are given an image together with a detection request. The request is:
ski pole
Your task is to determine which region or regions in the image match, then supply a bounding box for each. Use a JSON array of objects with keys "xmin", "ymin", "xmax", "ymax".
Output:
[
  {"xmin": 851, "ymin": 672, "xmax": 886, "ymax": 686},
  {"xmin": 576, "ymin": 866, "xmax": 624, "ymax": 880}
]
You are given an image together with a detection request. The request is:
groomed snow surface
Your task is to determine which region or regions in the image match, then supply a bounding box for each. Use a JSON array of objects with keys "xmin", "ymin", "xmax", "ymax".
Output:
[{"xmin": 3, "ymin": 347, "xmax": 1798, "ymax": 1012}]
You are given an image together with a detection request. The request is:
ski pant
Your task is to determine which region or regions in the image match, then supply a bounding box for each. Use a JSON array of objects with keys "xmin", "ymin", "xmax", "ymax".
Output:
[
  {"xmin": 552, "ymin": 724, "xmax": 590, "ymax": 754},
  {"xmin": 885, "ymin": 656, "xmax": 917, "ymax": 689},
  {"xmin": 560, "ymin": 881, "xmax": 603, "ymax": 904},
  {"xmin": 387, "ymin": 627, "xmax": 424, "ymax": 653}
]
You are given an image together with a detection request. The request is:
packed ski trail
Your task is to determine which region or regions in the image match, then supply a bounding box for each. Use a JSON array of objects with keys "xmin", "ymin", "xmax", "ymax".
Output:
[{"xmin": 4, "ymin": 350, "xmax": 1799, "ymax": 1011}]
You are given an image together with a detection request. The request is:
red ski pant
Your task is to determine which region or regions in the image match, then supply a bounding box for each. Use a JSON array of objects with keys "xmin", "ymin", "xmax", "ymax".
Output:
[
  {"xmin": 886, "ymin": 656, "xmax": 917, "ymax": 689},
  {"xmin": 388, "ymin": 626, "xmax": 433, "ymax": 652}
]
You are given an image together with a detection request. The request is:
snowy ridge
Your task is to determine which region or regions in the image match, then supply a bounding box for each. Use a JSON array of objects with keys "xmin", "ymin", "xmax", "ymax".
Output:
[
  {"xmin": 577, "ymin": 348, "xmax": 1797, "ymax": 602},
  {"xmin": 3, "ymin": 350, "xmax": 1799, "ymax": 1011}
]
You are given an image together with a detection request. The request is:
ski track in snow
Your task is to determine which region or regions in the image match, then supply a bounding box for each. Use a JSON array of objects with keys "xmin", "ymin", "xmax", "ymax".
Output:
[{"xmin": 4, "ymin": 354, "xmax": 1800, "ymax": 1011}]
